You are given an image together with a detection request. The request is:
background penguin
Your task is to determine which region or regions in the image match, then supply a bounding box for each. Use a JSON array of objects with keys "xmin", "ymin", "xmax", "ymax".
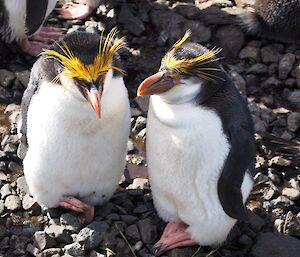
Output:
[
  {"xmin": 55, "ymin": 0, "xmax": 100, "ymax": 20},
  {"xmin": 238, "ymin": 0, "xmax": 300, "ymax": 43},
  {"xmin": 137, "ymin": 31, "xmax": 256, "ymax": 254},
  {"xmin": 18, "ymin": 29, "xmax": 130, "ymax": 221},
  {"xmin": 0, "ymin": 0, "xmax": 62, "ymax": 56}
]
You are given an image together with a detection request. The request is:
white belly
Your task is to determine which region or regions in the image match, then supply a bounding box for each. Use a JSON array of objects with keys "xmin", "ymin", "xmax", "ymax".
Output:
[
  {"xmin": 146, "ymin": 96, "xmax": 253, "ymax": 245},
  {"xmin": 23, "ymin": 81, "xmax": 130, "ymax": 208}
]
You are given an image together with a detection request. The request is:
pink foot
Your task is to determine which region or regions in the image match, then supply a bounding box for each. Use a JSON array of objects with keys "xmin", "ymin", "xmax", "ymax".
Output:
[
  {"xmin": 19, "ymin": 38, "xmax": 49, "ymax": 56},
  {"xmin": 58, "ymin": 196, "xmax": 95, "ymax": 222},
  {"xmin": 55, "ymin": 1, "xmax": 95, "ymax": 20},
  {"xmin": 153, "ymin": 222, "xmax": 198, "ymax": 255},
  {"xmin": 30, "ymin": 26, "xmax": 63, "ymax": 43}
]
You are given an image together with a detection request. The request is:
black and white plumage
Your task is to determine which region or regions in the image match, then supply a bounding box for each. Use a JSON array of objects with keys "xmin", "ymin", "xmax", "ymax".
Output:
[
  {"xmin": 0, "ymin": 0, "xmax": 56, "ymax": 43},
  {"xmin": 239, "ymin": 0, "xmax": 300, "ymax": 43},
  {"xmin": 18, "ymin": 30, "xmax": 130, "ymax": 219},
  {"xmin": 137, "ymin": 33, "xmax": 255, "ymax": 252}
]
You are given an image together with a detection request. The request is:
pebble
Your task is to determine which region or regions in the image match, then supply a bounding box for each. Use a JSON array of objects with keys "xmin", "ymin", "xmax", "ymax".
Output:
[
  {"xmin": 278, "ymin": 53, "xmax": 295, "ymax": 79},
  {"xmin": 4, "ymin": 195, "xmax": 21, "ymax": 210},
  {"xmin": 34, "ymin": 231, "xmax": 57, "ymax": 251},
  {"xmin": 261, "ymin": 46, "xmax": 280, "ymax": 63},
  {"xmin": 138, "ymin": 218, "xmax": 157, "ymax": 244},
  {"xmin": 239, "ymin": 46, "xmax": 260, "ymax": 62}
]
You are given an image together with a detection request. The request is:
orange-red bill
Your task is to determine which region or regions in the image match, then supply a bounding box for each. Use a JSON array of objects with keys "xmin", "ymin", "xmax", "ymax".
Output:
[
  {"xmin": 137, "ymin": 72, "xmax": 179, "ymax": 96},
  {"xmin": 87, "ymin": 86, "xmax": 101, "ymax": 119}
]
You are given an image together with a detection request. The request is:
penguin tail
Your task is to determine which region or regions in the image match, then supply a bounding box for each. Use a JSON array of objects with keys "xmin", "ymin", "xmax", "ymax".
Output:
[{"xmin": 237, "ymin": 10, "xmax": 260, "ymax": 35}]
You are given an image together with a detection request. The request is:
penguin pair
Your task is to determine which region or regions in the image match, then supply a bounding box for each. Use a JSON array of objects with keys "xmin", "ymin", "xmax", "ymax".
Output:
[
  {"xmin": 0, "ymin": 0, "xmax": 100, "ymax": 56},
  {"xmin": 137, "ymin": 31, "xmax": 256, "ymax": 254},
  {"xmin": 19, "ymin": 28, "xmax": 130, "ymax": 221},
  {"xmin": 20, "ymin": 28, "xmax": 255, "ymax": 252}
]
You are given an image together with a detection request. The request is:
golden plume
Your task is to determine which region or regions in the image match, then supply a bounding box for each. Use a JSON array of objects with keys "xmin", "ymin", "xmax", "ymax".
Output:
[
  {"xmin": 162, "ymin": 30, "xmax": 224, "ymax": 82},
  {"xmin": 41, "ymin": 27, "xmax": 126, "ymax": 83}
]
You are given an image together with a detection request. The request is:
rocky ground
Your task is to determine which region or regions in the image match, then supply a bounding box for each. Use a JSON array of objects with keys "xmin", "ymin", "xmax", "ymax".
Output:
[{"xmin": 0, "ymin": 0, "xmax": 300, "ymax": 256}]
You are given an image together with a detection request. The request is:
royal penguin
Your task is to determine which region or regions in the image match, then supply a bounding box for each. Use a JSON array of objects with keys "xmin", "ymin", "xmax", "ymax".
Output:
[
  {"xmin": 56, "ymin": 0, "xmax": 100, "ymax": 20},
  {"xmin": 0, "ymin": 0, "xmax": 62, "ymax": 56},
  {"xmin": 18, "ymin": 28, "xmax": 130, "ymax": 221},
  {"xmin": 137, "ymin": 31, "xmax": 256, "ymax": 254}
]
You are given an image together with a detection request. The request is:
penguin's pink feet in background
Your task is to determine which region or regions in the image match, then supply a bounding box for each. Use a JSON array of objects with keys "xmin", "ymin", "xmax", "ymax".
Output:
[
  {"xmin": 19, "ymin": 27, "xmax": 63, "ymax": 56},
  {"xmin": 55, "ymin": 1, "xmax": 95, "ymax": 20},
  {"xmin": 30, "ymin": 26, "xmax": 63, "ymax": 42},
  {"xmin": 153, "ymin": 222, "xmax": 198, "ymax": 255},
  {"xmin": 58, "ymin": 196, "xmax": 95, "ymax": 222}
]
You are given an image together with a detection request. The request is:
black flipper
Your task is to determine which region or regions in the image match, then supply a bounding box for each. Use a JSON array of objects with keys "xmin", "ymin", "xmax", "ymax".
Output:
[
  {"xmin": 25, "ymin": 0, "xmax": 48, "ymax": 36},
  {"xmin": 218, "ymin": 124, "xmax": 256, "ymax": 221}
]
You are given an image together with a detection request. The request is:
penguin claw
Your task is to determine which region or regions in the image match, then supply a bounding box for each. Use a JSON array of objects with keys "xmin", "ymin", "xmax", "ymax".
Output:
[{"xmin": 153, "ymin": 243, "xmax": 167, "ymax": 256}]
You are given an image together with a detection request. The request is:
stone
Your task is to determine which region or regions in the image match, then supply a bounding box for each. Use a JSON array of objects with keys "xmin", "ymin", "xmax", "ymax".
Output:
[
  {"xmin": 138, "ymin": 218, "xmax": 157, "ymax": 244},
  {"xmin": 0, "ymin": 87, "xmax": 12, "ymax": 102},
  {"xmin": 10, "ymin": 235, "xmax": 28, "ymax": 255},
  {"xmin": 26, "ymin": 243, "xmax": 39, "ymax": 256},
  {"xmin": 251, "ymin": 232, "xmax": 300, "ymax": 257},
  {"xmin": 34, "ymin": 231, "xmax": 57, "ymax": 251},
  {"xmin": 127, "ymin": 178, "xmax": 150, "ymax": 190},
  {"xmin": 1, "ymin": 183, "xmax": 12, "ymax": 199},
  {"xmin": 15, "ymin": 70, "xmax": 30, "ymax": 87},
  {"xmin": 239, "ymin": 46, "xmax": 260, "ymax": 62},
  {"xmin": 64, "ymin": 242, "xmax": 85, "ymax": 257},
  {"xmin": 40, "ymin": 248, "xmax": 62, "ymax": 257},
  {"xmin": 0, "ymin": 236, "xmax": 9, "ymax": 250},
  {"xmin": 269, "ymin": 156, "xmax": 291, "ymax": 167},
  {"xmin": 76, "ymin": 221, "xmax": 109, "ymax": 250},
  {"xmin": 120, "ymin": 215, "xmax": 138, "ymax": 224},
  {"xmin": 247, "ymin": 63, "xmax": 268, "ymax": 75},
  {"xmin": 22, "ymin": 193, "xmax": 41, "ymax": 213},
  {"xmin": 288, "ymin": 90, "xmax": 300, "ymax": 108},
  {"xmin": 261, "ymin": 46, "xmax": 280, "ymax": 64},
  {"xmin": 173, "ymin": 3, "xmax": 200, "ymax": 19},
  {"xmin": 0, "ymin": 69, "xmax": 15, "ymax": 88},
  {"xmin": 262, "ymin": 77, "xmax": 282, "ymax": 89},
  {"xmin": 132, "ymin": 116, "xmax": 147, "ymax": 135},
  {"xmin": 278, "ymin": 53, "xmax": 295, "ymax": 79},
  {"xmin": 125, "ymin": 224, "xmax": 140, "ymax": 240},
  {"xmin": 282, "ymin": 188, "xmax": 300, "ymax": 201},
  {"xmin": 60, "ymin": 213, "xmax": 82, "ymax": 232},
  {"xmin": 16, "ymin": 176, "xmax": 29, "ymax": 195},
  {"xmin": 214, "ymin": 25, "xmax": 245, "ymax": 59},
  {"xmin": 4, "ymin": 195, "xmax": 21, "ymax": 210},
  {"xmin": 283, "ymin": 211, "xmax": 300, "ymax": 236},
  {"xmin": 0, "ymin": 199, "xmax": 4, "ymax": 215}
]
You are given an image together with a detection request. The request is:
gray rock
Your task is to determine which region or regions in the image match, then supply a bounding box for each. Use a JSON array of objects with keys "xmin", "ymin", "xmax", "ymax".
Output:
[
  {"xmin": 261, "ymin": 46, "xmax": 280, "ymax": 64},
  {"xmin": 118, "ymin": 5, "xmax": 145, "ymax": 36},
  {"xmin": 0, "ymin": 199, "xmax": 4, "ymax": 215},
  {"xmin": 288, "ymin": 90, "xmax": 300, "ymax": 108},
  {"xmin": 0, "ymin": 87, "xmax": 12, "ymax": 102},
  {"xmin": 15, "ymin": 70, "xmax": 30, "ymax": 87},
  {"xmin": 90, "ymin": 250, "xmax": 105, "ymax": 257},
  {"xmin": 282, "ymin": 188, "xmax": 300, "ymax": 200},
  {"xmin": 4, "ymin": 195, "xmax": 21, "ymax": 210},
  {"xmin": 127, "ymin": 178, "xmax": 150, "ymax": 190},
  {"xmin": 262, "ymin": 77, "xmax": 282, "ymax": 89},
  {"xmin": 60, "ymin": 213, "xmax": 82, "ymax": 232},
  {"xmin": 3, "ymin": 143, "xmax": 17, "ymax": 154},
  {"xmin": 0, "ymin": 69, "xmax": 15, "ymax": 88},
  {"xmin": 133, "ymin": 204, "xmax": 148, "ymax": 214},
  {"xmin": 138, "ymin": 218, "xmax": 157, "ymax": 244},
  {"xmin": 45, "ymin": 223, "xmax": 65, "ymax": 239},
  {"xmin": 125, "ymin": 224, "xmax": 140, "ymax": 240},
  {"xmin": 34, "ymin": 231, "xmax": 57, "ymax": 251},
  {"xmin": 10, "ymin": 235, "xmax": 28, "ymax": 255},
  {"xmin": 134, "ymin": 97, "xmax": 149, "ymax": 115},
  {"xmin": 26, "ymin": 243, "xmax": 39, "ymax": 256},
  {"xmin": 40, "ymin": 248, "xmax": 62, "ymax": 257},
  {"xmin": 16, "ymin": 176, "xmax": 29, "ymax": 195},
  {"xmin": 76, "ymin": 221, "xmax": 109, "ymax": 250},
  {"xmin": 132, "ymin": 116, "xmax": 147, "ymax": 135},
  {"xmin": 247, "ymin": 63, "xmax": 268, "ymax": 75},
  {"xmin": 120, "ymin": 215, "xmax": 138, "ymax": 224},
  {"xmin": 173, "ymin": 3, "xmax": 200, "ymax": 19},
  {"xmin": 285, "ymin": 78, "xmax": 296, "ymax": 88},
  {"xmin": 22, "ymin": 193, "xmax": 41, "ymax": 213},
  {"xmin": 0, "ymin": 236, "xmax": 9, "ymax": 250},
  {"xmin": 239, "ymin": 46, "xmax": 260, "ymax": 62},
  {"xmin": 64, "ymin": 242, "xmax": 85, "ymax": 257},
  {"xmin": 1, "ymin": 183, "xmax": 13, "ymax": 199},
  {"xmin": 251, "ymin": 232, "xmax": 300, "ymax": 257},
  {"xmin": 283, "ymin": 211, "xmax": 300, "ymax": 236},
  {"xmin": 215, "ymin": 25, "xmax": 245, "ymax": 59},
  {"xmin": 278, "ymin": 53, "xmax": 295, "ymax": 79}
]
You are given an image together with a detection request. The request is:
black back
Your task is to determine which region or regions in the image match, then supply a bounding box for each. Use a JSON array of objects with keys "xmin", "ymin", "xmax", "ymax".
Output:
[
  {"xmin": 25, "ymin": 0, "xmax": 48, "ymax": 36},
  {"xmin": 254, "ymin": 0, "xmax": 300, "ymax": 43},
  {"xmin": 170, "ymin": 43, "xmax": 256, "ymax": 221}
]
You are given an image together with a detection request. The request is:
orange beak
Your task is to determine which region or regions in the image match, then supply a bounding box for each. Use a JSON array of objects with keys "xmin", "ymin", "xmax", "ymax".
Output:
[
  {"xmin": 137, "ymin": 72, "xmax": 180, "ymax": 96},
  {"xmin": 86, "ymin": 85, "xmax": 101, "ymax": 119}
]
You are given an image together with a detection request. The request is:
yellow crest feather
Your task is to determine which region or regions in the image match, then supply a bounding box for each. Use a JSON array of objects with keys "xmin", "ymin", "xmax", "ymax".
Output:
[
  {"xmin": 41, "ymin": 27, "xmax": 126, "ymax": 83},
  {"xmin": 162, "ymin": 31, "xmax": 224, "ymax": 82}
]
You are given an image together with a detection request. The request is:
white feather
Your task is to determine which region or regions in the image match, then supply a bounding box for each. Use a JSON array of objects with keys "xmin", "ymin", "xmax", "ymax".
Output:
[
  {"xmin": 146, "ymin": 79, "xmax": 253, "ymax": 246},
  {"xmin": 23, "ymin": 70, "xmax": 130, "ymax": 208}
]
